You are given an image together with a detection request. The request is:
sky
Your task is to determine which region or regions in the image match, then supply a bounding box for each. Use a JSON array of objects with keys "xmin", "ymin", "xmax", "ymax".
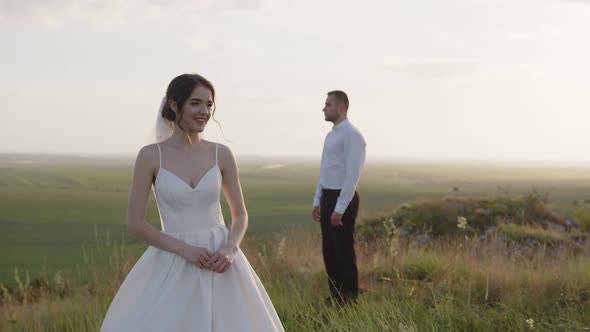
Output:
[{"xmin": 1, "ymin": 0, "xmax": 589, "ymax": 162}]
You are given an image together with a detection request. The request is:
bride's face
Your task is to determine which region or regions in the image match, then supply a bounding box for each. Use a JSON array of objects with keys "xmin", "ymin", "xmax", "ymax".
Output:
[{"xmin": 177, "ymin": 85, "xmax": 214, "ymax": 133}]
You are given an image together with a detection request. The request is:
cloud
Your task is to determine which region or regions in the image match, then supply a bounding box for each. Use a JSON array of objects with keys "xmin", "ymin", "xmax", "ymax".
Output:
[
  {"xmin": 225, "ymin": 94, "xmax": 291, "ymax": 109},
  {"xmin": 558, "ymin": 0, "xmax": 590, "ymax": 4},
  {"xmin": 0, "ymin": 0, "xmax": 269, "ymax": 23},
  {"xmin": 399, "ymin": 62, "xmax": 477, "ymax": 78},
  {"xmin": 376, "ymin": 55, "xmax": 477, "ymax": 78},
  {"xmin": 0, "ymin": 0, "xmax": 73, "ymax": 19}
]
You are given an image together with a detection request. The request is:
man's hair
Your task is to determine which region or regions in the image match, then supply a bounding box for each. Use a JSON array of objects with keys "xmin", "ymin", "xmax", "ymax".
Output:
[{"xmin": 327, "ymin": 90, "xmax": 349, "ymax": 110}]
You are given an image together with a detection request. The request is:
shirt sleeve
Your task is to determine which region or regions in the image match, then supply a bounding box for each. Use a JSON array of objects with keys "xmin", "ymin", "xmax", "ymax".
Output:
[
  {"xmin": 313, "ymin": 181, "xmax": 323, "ymax": 207},
  {"xmin": 313, "ymin": 143, "xmax": 326, "ymax": 207},
  {"xmin": 334, "ymin": 131, "xmax": 366, "ymax": 214}
]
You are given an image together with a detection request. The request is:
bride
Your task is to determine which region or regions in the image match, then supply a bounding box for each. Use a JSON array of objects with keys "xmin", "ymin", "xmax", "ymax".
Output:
[{"xmin": 100, "ymin": 73, "xmax": 284, "ymax": 331}]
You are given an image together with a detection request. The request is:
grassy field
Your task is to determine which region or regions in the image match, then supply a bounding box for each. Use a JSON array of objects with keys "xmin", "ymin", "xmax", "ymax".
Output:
[
  {"xmin": 1, "ymin": 156, "xmax": 590, "ymax": 285},
  {"xmin": 1, "ymin": 226, "xmax": 589, "ymax": 331},
  {"xmin": 1, "ymin": 155, "xmax": 590, "ymax": 331}
]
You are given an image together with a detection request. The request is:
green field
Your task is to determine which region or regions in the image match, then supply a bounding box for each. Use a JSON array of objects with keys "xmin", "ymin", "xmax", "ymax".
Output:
[
  {"xmin": 1, "ymin": 157, "xmax": 589, "ymax": 284},
  {"xmin": 1, "ymin": 156, "xmax": 590, "ymax": 330}
]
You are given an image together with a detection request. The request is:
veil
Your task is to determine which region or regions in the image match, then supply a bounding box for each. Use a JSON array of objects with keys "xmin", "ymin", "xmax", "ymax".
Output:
[{"xmin": 154, "ymin": 96, "xmax": 174, "ymax": 143}]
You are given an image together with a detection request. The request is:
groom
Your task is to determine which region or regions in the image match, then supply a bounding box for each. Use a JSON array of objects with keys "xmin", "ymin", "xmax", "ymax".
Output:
[{"xmin": 312, "ymin": 90, "xmax": 366, "ymax": 304}]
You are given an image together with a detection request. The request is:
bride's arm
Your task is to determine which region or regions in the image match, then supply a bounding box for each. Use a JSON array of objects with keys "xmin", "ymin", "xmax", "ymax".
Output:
[
  {"xmin": 126, "ymin": 145, "xmax": 211, "ymax": 267},
  {"xmin": 208, "ymin": 144, "xmax": 247, "ymax": 273},
  {"xmin": 219, "ymin": 144, "xmax": 248, "ymax": 249}
]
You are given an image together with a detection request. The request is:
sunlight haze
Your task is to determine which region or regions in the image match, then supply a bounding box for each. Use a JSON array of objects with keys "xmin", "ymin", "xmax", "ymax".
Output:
[{"xmin": 1, "ymin": 0, "xmax": 589, "ymax": 163}]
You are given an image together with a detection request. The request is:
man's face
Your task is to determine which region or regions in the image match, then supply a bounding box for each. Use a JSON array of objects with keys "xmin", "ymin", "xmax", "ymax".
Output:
[{"xmin": 323, "ymin": 95, "xmax": 342, "ymax": 122}]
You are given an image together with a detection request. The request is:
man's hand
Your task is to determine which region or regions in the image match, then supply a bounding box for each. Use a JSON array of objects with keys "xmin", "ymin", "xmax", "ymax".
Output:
[
  {"xmin": 331, "ymin": 212, "xmax": 343, "ymax": 226},
  {"xmin": 312, "ymin": 206, "xmax": 321, "ymax": 222}
]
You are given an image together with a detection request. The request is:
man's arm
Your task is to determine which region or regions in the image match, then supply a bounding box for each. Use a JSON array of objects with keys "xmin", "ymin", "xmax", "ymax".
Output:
[
  {"xmin": 313, "ymin": 140, "xmax": 327, "ymax": 208},
  {"xmin": 313, "ymin": 180, "xmax": 323, "ymax": 207},
  {"xmin": 334, "ymin": 132, "xmax": 366, "ymax": 214},
  {"xmin": 312, "ymin": 181, "xmax": 323, "ymax": 222},
  {"xmin": 313, "ymin": 142, "xmax": 326, "ymax": 222}
]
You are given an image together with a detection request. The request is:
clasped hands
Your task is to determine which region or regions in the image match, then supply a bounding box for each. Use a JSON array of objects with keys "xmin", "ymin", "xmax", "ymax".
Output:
[{"xmin": 180, "ymin": 243, "xmax": 238, "ymax": 273}]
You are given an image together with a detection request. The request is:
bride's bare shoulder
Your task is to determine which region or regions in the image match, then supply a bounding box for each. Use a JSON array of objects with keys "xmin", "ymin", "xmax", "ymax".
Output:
[
  {"xmin": 211, "ymin": 143, "xmax": 237, "ymax": 172},
  {"xmin": 134, "ymin": 144, "xmax": 160, "ymax": 170},
  {"xmin": 214, "ymin": 143, "xmax": 234, "ymax": 159}
]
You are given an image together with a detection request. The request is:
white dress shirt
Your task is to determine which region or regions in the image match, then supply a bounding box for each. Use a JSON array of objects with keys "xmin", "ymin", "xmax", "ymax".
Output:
[{"xmin": 313, "ymin": 118, "xmax": 366, "ymax": 214}]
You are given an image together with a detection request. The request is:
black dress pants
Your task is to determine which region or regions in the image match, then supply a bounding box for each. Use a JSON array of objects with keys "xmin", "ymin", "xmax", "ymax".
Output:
[{"xmin": 320, "ymin": 189, "xmax": 359, "ymax": 302}]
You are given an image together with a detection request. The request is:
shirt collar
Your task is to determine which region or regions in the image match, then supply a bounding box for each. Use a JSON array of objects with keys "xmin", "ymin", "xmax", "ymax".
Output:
[{"xmin": 332, "ymin": 118, "xmax": 350, "ymax": 131}]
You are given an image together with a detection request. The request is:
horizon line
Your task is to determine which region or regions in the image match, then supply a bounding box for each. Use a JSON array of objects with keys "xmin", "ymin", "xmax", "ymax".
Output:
[{"xmin": 2, "ymin": 152, "xmax": 590, "ymax": 168}]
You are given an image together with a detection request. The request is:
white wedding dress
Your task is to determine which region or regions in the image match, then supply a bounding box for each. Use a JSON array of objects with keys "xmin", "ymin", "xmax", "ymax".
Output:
[{"xmin": 100, "ymin": 144, "xmax": 284, "ymax": 331}]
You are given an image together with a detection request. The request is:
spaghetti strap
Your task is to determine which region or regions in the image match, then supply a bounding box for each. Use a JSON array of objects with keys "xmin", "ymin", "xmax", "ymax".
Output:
[
  {"xmin": 156, "ymin": 143, "xmax": 162, "ymax": 168},
  {"xmin": 215, "ymin": 143, "xmax": 219, "ymax": 165}
]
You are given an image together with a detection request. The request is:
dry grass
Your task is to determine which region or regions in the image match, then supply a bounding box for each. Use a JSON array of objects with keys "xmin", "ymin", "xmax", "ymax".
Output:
[{"xmin": 1, "ymin": 226, "xmax": 590, "ymax": 331}]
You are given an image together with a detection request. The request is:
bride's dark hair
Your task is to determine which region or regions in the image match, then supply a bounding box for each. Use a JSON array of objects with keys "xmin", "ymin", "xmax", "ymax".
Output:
[{"xmin": 162, "ymin": 74, "xmax": 217, "ymax": 133}]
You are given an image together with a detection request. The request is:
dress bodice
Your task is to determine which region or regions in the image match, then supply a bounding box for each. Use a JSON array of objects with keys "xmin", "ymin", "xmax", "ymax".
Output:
[{"xmin": 152, "ymin": 143, "xmax": 224, "ymax": 233}]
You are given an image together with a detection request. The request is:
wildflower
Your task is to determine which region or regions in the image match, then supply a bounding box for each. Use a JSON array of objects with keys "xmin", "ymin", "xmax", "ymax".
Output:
[
  {"xmin": 526, "ymin": 318, "xmax": 535, "ymax": 330},
  {"xmin": 457, "ymin": 216, "xmax": 468, "ymax": 229}
]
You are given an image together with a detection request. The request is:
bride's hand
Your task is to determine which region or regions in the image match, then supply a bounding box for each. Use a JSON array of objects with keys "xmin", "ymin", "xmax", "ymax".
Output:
[
  {"xmin": 207, "ymin": 244, "xmax": 238, "ymax": 273},
  {"xmin": 179, "ymin": 243, "xmax": 212, "ymax": 269}
]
